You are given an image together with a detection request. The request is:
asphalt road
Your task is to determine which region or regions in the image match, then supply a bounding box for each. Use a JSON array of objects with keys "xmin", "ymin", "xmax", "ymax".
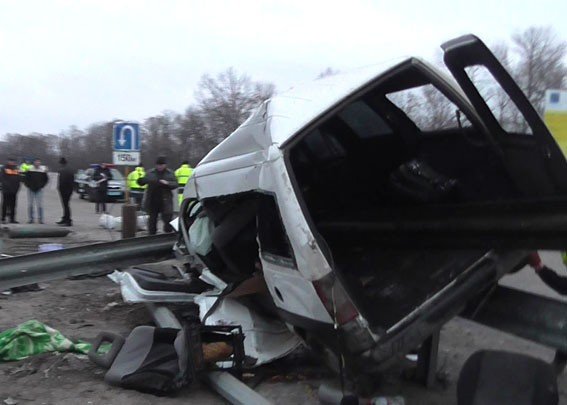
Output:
[{"xmin": 10, "ymin": 173, "xmax": 142, "ymax": 241}]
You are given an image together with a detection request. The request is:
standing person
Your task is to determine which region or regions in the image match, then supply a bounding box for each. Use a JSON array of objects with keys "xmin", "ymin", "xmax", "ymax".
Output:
[
  {"xmin": 1, "ymin": 158, "xmax": 21, "ymax": 224},
  {"xmin": 127, "ymin": 164, "xmax": 146, "ymax": 209},
  {"xmin": 24, "ymin": 158, "xmax": 49, "ymax": 224},
  {"xmin": 19, "ymin": 158, "xmax": 31, "ymax": 175},
  {"xmin": 56, "ymin": 157, "xmax": 74, "ymax": 226},
  {"xmin": 93, "ymin": 163, "xmax": 113, "ymax": 214},
  {"xmin": 174, "ymin": 160, "xmax": 193, "ymax": 207},
  {"xmin": 138, "ymin": 156, "xmax": 177, "ymax": 235}
]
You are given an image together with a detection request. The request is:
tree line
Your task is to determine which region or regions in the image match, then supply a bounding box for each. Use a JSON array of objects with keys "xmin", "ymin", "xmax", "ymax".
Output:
[
  {"xmin": 0, "ymin": 67, "xmax": 275, "ymax": 171},
  {"xmin": 0, "ymin": 27, "xmax": 565, "ymax": 171}
]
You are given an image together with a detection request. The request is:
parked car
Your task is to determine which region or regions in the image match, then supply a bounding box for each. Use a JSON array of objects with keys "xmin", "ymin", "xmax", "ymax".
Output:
[
  {"xmin": 75, "ymin": 164, "xmax": 126, "ymax": 201},
  {"xmin": 142, "ymin": 35, "xmax": 567, "ymax": 377}
]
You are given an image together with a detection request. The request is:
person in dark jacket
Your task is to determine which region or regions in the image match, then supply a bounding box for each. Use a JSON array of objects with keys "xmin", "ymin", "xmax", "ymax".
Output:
[
  {"xmin": 1, "ymin": 158, "xmax": 21, "ymax": 224},
  {"xmin": 93, "ymin": 163, "xmax": 113, "ymax": 214},
  {"xmin": 56, "ymin": 157, "xmax": 74, "ymax": 226},
  {"xmin": 528, "ymin": 252, "xmax": 567, "ymax": 295},
  {"xmin": 24, "ymin": 158, "xmax": 49, "ymax": 224},
  {"xmin": 137, "ymin": 156, "xmax": 177, "ymax": 235}
]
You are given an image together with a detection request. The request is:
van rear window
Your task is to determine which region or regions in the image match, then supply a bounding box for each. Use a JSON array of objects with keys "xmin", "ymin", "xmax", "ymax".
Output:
[
  {"xmin": 386, "ymin": 84, "xmax": 472, "ymax": 131},
  {"xmin": 338, "ymin": 101, "xmax": 393, "ymax": 139}
]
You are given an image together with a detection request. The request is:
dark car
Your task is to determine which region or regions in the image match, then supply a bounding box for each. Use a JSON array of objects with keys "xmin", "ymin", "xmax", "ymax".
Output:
[{"xmin": 74, "ymin": 165, "xmax": 126, "ymax": 202}]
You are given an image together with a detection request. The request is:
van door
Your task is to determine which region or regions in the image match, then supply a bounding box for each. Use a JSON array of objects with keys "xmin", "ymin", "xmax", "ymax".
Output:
[{"xmin": 441, "ymin": 34, "xmax": 567, "ymax": 196}]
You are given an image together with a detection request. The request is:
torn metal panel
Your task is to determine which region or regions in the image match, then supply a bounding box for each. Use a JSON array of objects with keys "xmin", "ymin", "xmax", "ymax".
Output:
[
  {"xmin": 198, "ymin": 102, "xmax": 271, "ymax": 165},
  {"xmin": 169, "ymin": 217, "xmax": 179, "ymax": 232},
  {"xmin": 195, "ymin": 296, "xmax": 302, "ymax": 366},
  {"xmin": 194, "ymin": 164, "xmax": 263, "ymax": 199},
  {"xmin": 262, "ymin": 264, "xmax": 333, "ymax": 324},
  {"xmin": 259, "ymin": 156, "xmax": 333, "ymax": 281},
  {"xmin": 199, "ymin": 268, "xmax": 228, "ymax": 291},
  {"xmin": 108, "ymin": 271, "xmax": 202, "ymax": 303}
]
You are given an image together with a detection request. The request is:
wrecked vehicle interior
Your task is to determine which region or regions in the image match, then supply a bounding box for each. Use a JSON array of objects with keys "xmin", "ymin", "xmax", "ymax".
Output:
[
  {"xmin": 286, "ymin": 60, "xmax": 549, "ymax": 331},
  {"xmin": 180, "ymin": 56, "xmax": 567, "ymax": 342}
]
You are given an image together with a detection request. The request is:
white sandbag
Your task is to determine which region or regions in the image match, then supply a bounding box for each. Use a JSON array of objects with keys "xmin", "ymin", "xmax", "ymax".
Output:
[
  {"xmin": 136, "ymin": 215, "xmax": 148, "ymax": 231},
  {"xmin": 99, "ymin": 214, "xmax": 148, "ymax": 231},
  {"xmin": 99, "ymin": 214, "xmax": 116, "ymax": 229}
]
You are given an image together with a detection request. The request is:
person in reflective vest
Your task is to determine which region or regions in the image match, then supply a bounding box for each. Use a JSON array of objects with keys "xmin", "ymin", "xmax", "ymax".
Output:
[
  {"xmin": 19, "ymin": 159, "xmax": 31, "ymax": 175},
  {"xmin": 174, "ymin": 161, "xmax": 193, "ymax": 206},
  {"xmin": 127, "ymin": 165, "xmax": 146, "ymax": 209}
]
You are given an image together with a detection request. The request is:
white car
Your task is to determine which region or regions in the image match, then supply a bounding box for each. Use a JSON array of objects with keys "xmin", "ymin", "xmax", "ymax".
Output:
[{"xmin": 173, "ymin": 35, "xmax": 567, "ymax": 377}]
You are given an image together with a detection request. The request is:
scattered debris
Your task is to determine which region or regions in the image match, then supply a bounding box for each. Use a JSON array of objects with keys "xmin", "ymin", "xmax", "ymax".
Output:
[
  {"xmin": 38, "ymin": 243, "xmax": 64, "ymax": 253},
  {"xmin": 89, "ymin": 324, "xmax": 244, "ymax": 396},
  {"xmin": 195, "ymin": 296, "xmax": 302, "ymax": 366},
  {"xmin": 0, "ymin": 320, "xmax": 94, "ymax": 362},
  {"xmin": 99, "ymin": 214, "xmax": 148, "ymax": 231},
  {"xmin": 318, "ymin": 384, "xmax": 406, "ymax": 405},
  {"xmin": 102, "ymin": 302, "xmax": 120, "ymax": 312}
]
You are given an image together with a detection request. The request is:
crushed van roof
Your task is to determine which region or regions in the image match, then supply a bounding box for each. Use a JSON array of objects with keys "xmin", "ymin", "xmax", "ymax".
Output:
[{"xmin": 198, "ymin": 58, "xmax": 405, "ymax": 167}]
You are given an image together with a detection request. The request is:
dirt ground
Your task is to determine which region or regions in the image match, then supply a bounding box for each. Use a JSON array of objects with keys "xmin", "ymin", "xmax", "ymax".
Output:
[{"xmin": 0, "ymin": 177, "xmax": 566, "ymax": 404}]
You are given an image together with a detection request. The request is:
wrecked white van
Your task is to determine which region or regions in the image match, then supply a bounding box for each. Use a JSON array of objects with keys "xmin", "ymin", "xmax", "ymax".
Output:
[{"xmin": 174, "ymin": 35, "xmax": 567, "ymax": 374}]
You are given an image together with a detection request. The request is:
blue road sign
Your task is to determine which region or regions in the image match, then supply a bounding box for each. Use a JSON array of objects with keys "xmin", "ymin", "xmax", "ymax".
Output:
[{"xmin": 113, "ymin": 122, "xmax": 141, "ymax": 151}]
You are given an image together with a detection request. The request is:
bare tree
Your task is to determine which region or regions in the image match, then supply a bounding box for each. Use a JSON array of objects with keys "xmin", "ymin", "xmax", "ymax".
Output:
[
  {"xmin": 143, "ymin": 111, "xmax": 180, "ymax": 167},
  {"xmin": 195, "ymin": 67, "xmax": 275, "ymax": 142},
  {"xmin": 512, "ymin": 26, "xmax": 567, "ymax": 115},
  {"xmin": 175, "ymin": 107, "xmax": 211, "ymax": 165}
]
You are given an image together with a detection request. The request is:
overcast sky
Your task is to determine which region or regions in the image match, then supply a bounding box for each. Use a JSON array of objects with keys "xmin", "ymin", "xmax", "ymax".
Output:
[{"xmin": 1, "ymin": 0, "xmax": 566, "ymax": 135}]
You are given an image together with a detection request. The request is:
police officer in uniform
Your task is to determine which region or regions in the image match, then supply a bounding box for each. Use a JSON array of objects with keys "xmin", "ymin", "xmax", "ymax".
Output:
[
  {"xmin": 127, "ymin": 164, "xmax": 146, "ymax": 209},
  {"xmin": 174, "ymin": 160, "xmax": 193, "ymax": 206},
  {"xmin": 138, "ymin": 157, "xmax": 177, "ymax": 234}
]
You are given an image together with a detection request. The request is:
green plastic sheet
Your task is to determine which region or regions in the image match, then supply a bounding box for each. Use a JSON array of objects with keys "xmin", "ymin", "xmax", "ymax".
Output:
[{"xmin": 0, "ymin": 320, "xmax": 94, "ymax": 362}]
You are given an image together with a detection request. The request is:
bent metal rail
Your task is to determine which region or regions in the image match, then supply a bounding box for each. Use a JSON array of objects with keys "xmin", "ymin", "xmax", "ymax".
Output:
[{"xmin": 0, "ymin": 233, "xmax": 176, "ymax": 290}]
